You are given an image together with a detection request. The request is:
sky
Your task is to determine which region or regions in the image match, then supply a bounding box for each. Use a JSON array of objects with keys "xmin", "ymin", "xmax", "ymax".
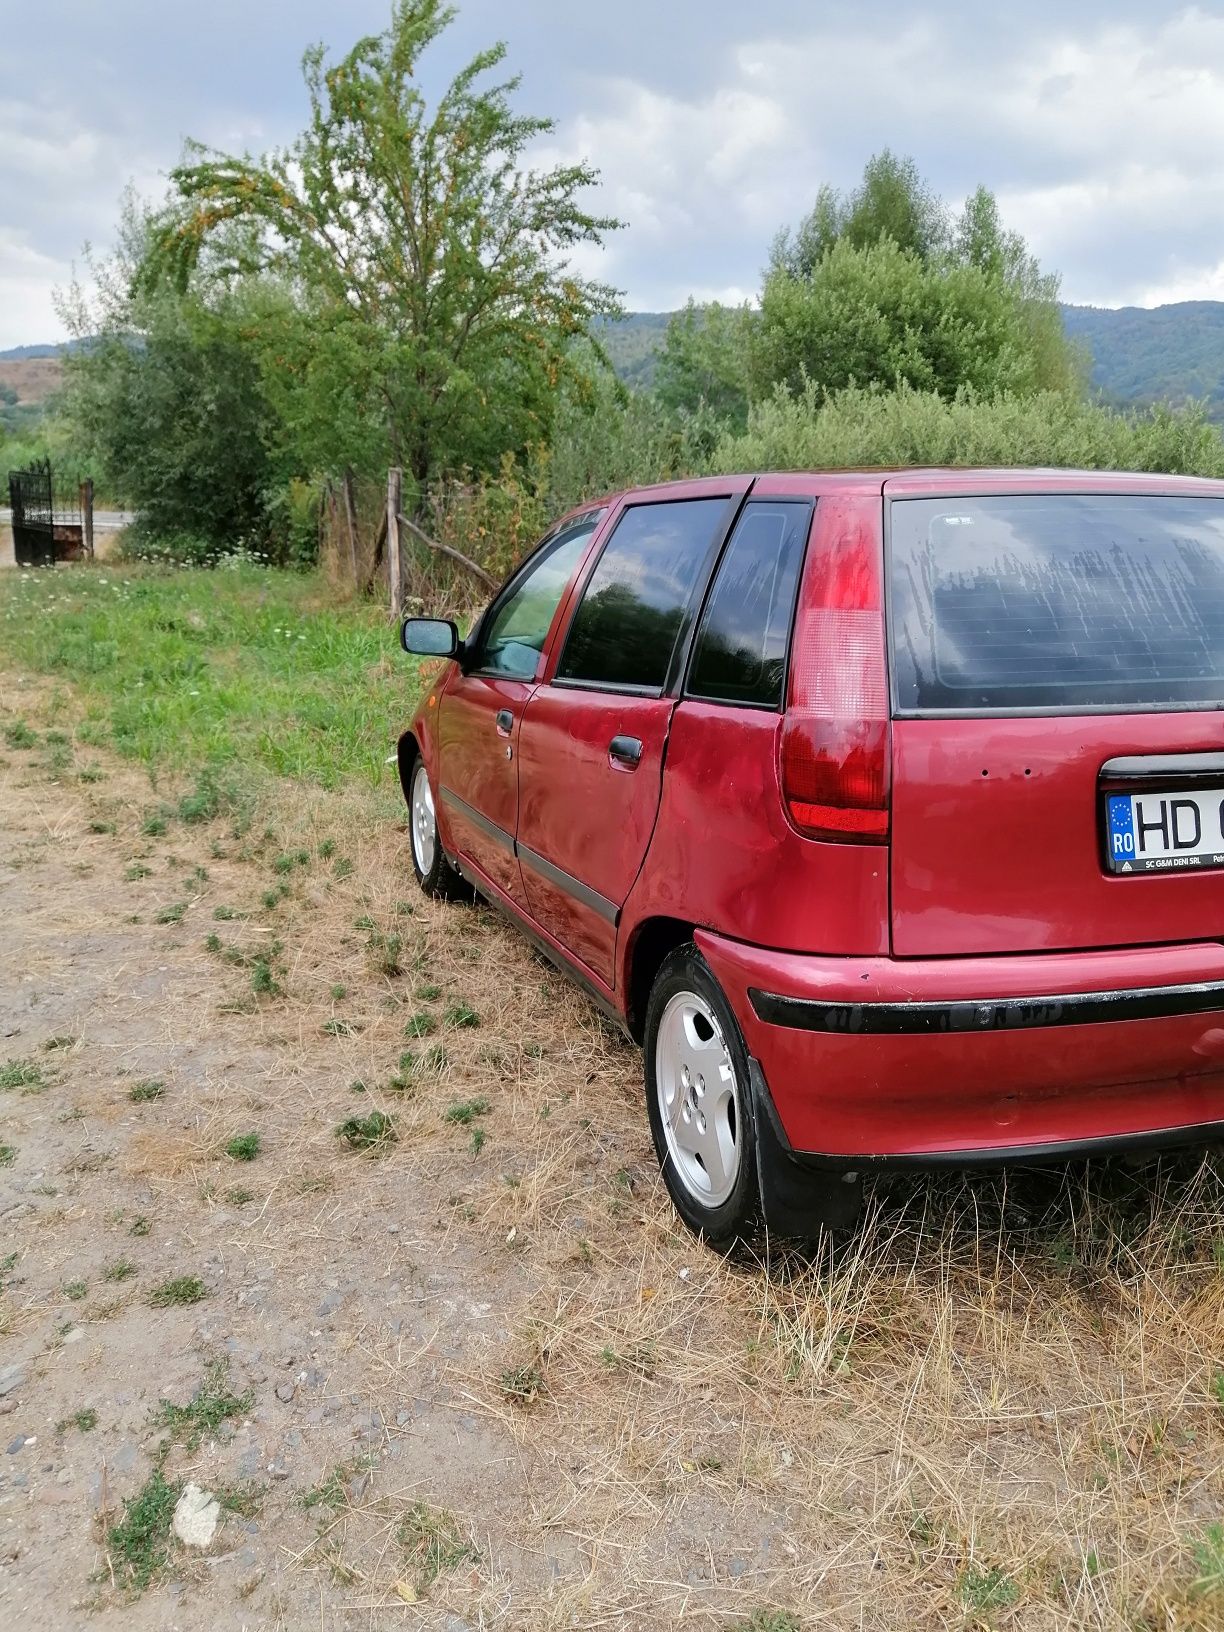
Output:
[{"xmin": 4, "ymin": 0, "xmax": 1224, "ymax": 350}]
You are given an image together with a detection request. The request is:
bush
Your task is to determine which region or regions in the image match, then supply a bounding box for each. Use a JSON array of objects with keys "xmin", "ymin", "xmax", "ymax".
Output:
[{"xmin": 710, "ymin": 381, "xmax": 1224, "ymax": 477}]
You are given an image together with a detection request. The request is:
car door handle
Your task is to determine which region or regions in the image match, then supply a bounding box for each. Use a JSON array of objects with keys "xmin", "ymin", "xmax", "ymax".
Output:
[
  {"xmin": 495, "ymin": 709, "xmax": 514, "ymax": 736},
  {"xmin": 609, "ymin": 735, "xmax": 642, "ymax": 769}
]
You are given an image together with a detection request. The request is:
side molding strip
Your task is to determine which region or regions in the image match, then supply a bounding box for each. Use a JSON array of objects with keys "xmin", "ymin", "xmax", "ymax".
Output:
[
  {"xmin": 439, "ymin": 789, "xmax": 620, "ymax": 925},
  {"xmin": 749, "ymin": 979, "xmax": 1224, "ymax": 1035}
]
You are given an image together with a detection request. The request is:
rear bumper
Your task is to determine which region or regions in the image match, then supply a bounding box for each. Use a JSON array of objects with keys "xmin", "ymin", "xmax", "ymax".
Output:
[{"xmin": 695, "ymin": 930, "xmax": 1224, "ymax": 1161}]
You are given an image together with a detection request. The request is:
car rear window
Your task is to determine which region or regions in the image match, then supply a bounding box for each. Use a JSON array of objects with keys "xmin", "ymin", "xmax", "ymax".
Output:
[{"xmin": 889, "ymin": 494, "xmax": 1224, "ymax": 713}]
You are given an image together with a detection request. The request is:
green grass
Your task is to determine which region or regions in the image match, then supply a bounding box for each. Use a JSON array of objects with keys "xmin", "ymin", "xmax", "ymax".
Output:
[
  {"xmin": 128, "ymin": 1079, "xmax": 165, "ymax": 1103},
  {"xmin": 1193, "ymin": 1523, "xmax": 1224, "ymax": 1596},
  {"xmin": 154, "ymin": 1359, "xmax": 253, "ymax": 1450},
  {"xmin": 106, "ymin": 1470, "xmax": 181, "ymax": 1591},
  {"xmin": 444, "ymin": 1096, "xmax": 491, "ymax": 1126},
  {"xmin": 397, "ymin": 1501, "xmax": 480, "ymax": 1588},
  {"xmin": 336, "ymin": 1111, "xmax": 396, "ymax": 1151},
  {"xmin": 0, "ymin": 1058, "xmax": 47, "ymax": 1092},
  {"xmin": 3, "ymin": 719, "xmax": 38, "ymax": 749},
  {"xmin": 149, "ymin": 1275, "xmax": 206, "ymax": 1307},
  {"xmin": 154, "ymin": 901, "xmax": 187, "ymax": 924},
  {"xmin": 444, "ymin": 1001, "xmax": 481, "ymax": 1029},
  {"xmin": 103, "ymin": 1257, "xmax": 137, "ymax": 1282},
  {"xmin": 0, "ymin": 562, "xmax": 425, "ymax": 788},
  {"xmin": 959, "ymin": 1562, "xmax": 1019, "ymax": 1613},
  {"xmin": 63, "ymin": 1279, "xmax": 87, "ymax": 1301},
  {"xmin": 225, "ymin": 1132, "xmax": 261, "ymax": 1162},
  {"xmin": 0, "ymin": 1145, "xmax": 15, "ymax": 1168},
  {"xmin": 58, "ymin": 1406, "xmax": 99, "ymax": 1434}
]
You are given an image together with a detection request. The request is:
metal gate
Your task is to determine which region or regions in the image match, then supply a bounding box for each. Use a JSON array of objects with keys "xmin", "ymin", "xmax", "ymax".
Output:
[
  {"xmin": 7, "ymin": 458, "xmax": 86, "ymax": 566},
  {"xmin": 8, "ymin": 457, "xmax": 54, "ymax": 566}
]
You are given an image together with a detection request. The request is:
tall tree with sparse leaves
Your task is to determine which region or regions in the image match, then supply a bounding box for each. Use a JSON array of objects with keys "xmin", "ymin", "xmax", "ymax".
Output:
[{"xmin": 143, "ymin": 0, "xmax": 622, "ymax": 490}]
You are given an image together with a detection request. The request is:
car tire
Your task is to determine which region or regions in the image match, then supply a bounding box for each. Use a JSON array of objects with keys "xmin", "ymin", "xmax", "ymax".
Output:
[
  {"xmin": 644, "ymin": 945, "xmax": 760, "ymax": 1248},
  {"xmin": 407, "ymin": 757, "xmax": 468, "ymax": 901}
]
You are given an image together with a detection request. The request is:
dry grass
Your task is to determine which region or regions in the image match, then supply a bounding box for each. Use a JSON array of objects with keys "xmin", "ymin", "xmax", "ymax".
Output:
[{"xmin": 2, "ymin": 673, "xmax": 1224, "ymax": 1630}]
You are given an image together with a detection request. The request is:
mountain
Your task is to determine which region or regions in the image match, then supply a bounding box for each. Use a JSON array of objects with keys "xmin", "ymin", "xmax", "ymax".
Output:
[
  {"xmin": 1061, "ymin": 301, "xmax": 1224, "ymax": 415},
  {"xmin": 599, "ymin": 302, "xmax": 1224, "ymax": 418}
]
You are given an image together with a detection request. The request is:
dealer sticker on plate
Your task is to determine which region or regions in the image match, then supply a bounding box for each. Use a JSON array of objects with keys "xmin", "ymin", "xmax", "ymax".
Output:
[{"xmin": 1107, "ymin": 791, "xmax": 1224, "ymax": 873}]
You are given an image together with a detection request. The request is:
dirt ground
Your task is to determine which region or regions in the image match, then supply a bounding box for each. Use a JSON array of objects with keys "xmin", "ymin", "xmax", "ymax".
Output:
[{"xmin": 2, "ymin": 676, "xmax": 1224, "ymax": 1632}]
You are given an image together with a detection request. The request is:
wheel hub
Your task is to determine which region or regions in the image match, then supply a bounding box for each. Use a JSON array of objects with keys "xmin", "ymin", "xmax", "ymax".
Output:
[{"xmin": 655, "ymin": 991, "xmax": 740, "ymax": 1208}]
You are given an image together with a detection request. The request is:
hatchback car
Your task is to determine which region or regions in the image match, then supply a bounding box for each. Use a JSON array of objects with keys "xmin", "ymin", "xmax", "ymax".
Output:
[{"xmin": 398, "ymin": 469, "xmax": 1224, "ymax": 1244}]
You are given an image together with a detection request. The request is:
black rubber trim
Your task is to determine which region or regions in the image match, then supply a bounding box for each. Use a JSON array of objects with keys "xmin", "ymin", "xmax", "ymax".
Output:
[
  {"xmin": 518, "ymin": 842, "xmax": 619, "ymax": 925},
  {"xmin": 749, "ymin": 978, "xmax": 1224, "ymax": 1035},
  {"xmin": 439, "ymin": 787, "xmax": 515, "ymax": 854},
  {"xmin": 1101, "ymin": 752, "xmax": 1224, "ymax": 781},
  {"xmin": 748, "ymin": 1059, "xmax": 863, "ymax": 1232}
]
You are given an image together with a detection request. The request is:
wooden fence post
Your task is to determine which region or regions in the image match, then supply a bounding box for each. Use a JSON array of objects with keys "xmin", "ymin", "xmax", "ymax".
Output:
[
  {"xmin": 342, "ymin": 468, "xmax": 360, "ymax": 591},
  {"xmin": 81, "ymin": 478, "xmax": 94, "ymax": 559},
  {"xmin": 387, "ymin": 468, "xmax": 403, "ymax": 621}
]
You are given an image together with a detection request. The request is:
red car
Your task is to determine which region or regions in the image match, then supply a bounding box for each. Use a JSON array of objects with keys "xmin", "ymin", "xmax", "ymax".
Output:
[{"xmin": 399, "ymin": 469, "xmax": 1224, "ymax": 1243}]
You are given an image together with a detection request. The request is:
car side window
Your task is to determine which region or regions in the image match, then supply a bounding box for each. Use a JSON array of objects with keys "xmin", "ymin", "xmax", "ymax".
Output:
[
  {"xmin": 556, "ymin": 498, "xmax": 729, "ymax": 692},
  {"xmin": 472, "ymin": 522, "xmax": 599, "ymax": 680},
  {"xmin": 686, "ymin": 500, "xmax": 812, "ymax": 708}
]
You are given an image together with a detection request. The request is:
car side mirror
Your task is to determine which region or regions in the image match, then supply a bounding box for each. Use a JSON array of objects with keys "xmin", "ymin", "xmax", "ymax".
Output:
[{"xmin": 400, "ymin": 617, "xmax": 461, "ymax": 659}]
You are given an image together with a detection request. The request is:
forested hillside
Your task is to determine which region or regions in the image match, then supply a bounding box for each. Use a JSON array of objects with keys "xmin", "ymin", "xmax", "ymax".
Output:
[{"xmin": 600, "ymin": 302, "xmax": 1224, "ymax": 415}]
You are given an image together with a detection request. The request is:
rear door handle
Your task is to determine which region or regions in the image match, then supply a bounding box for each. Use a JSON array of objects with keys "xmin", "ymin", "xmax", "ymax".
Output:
[
  {"xmin": 609, "ymin": 735, "xmax": 642, "ymax": 769},
  {"xmin": 495, "ymin": 709, "xmax": 514, "ymax": 736}
]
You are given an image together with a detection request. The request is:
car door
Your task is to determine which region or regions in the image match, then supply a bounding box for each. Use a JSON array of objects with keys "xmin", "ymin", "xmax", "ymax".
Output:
[
  {"xmin": 515, "ymin": 487, "xmax": 747, "ymax": 986},
  {"xmin": 436, "ymin": 512, "xmax": 603, "ymax": 909}
]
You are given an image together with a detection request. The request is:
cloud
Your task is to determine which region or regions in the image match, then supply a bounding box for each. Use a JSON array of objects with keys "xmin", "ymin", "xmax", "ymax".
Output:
[
  {"xmin": 4, "ymin": 2, "xmax": 1224, "ymax": 344},
  {"xmin": 535, "ymin": 4, "xmax": 1224, "ymax": 310}
]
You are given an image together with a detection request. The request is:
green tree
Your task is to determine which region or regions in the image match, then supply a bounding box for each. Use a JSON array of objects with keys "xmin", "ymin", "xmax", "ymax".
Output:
[
  {"xmin": 770, "ymin": 150, "xmax": 948, "ymax": 279},
  {"xmin": 57, "ymin": 195, "xmax": 284, "ymax": 554},
  {"xmin": 144, "ymin": 0, "xmax": 622, "ymax": 491},
  {"xmin": 654, "ymin": 300, "xmax": 754, "ymax": 429},
  {"xmin": 754, "ymin": 154, "xmax": 1081, "ymax": 402}
]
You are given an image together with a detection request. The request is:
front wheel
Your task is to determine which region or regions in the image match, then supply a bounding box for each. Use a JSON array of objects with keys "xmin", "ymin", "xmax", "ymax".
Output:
[
  {"xmin": 408, "ymin": 759, "xmax": 467, "ymax": 900},
  {"xmin": 644, "ymin": 945, "xmax": 760, "ymax": 1247}
]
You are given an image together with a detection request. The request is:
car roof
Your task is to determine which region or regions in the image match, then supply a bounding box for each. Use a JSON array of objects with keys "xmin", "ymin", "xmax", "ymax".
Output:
[{"xmin": 568, "ymin": 468, "xmax": 1224, "ymax": 513}]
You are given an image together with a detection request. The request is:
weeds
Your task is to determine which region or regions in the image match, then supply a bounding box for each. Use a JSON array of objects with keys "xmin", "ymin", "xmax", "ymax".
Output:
[
  {"xmin": 499, "ymin": 1362, "xmax": 544, "ymax": 1404},
  {"xmin": 154, "ymin": 901, "xmax": 187, "ymax": 925},
  {"xmin": 128, "ymin": 1079, "xmax": 164, "ymax": 1103},
  {"xmin": 154, "ymin": 1359, "xmax": 252, "ymax": 1450},
  {"xmin": 0, "ymin": 1145, "xmax": 15, "ymax": 1168},
  {"xmin": 57, "ymin": 1407, "xmax": 99, "ymax": 1434},
  {"xmin": 63, "ymin": 1279, "xmax": 87, "ymax": 1301},
  {"xmin": 301, "ymin": 1455, "xmax": 377, "ymax": 1512},
  {"xmin": 149, "ymin": 1275, "xmax": 206, "ymax": 1308},
  {"xmin": 444, "ymin": 1000, "xmax": 481, "ymax": 1029},
  {"xmin": 444, "ymin": 1097, "xmax": 491, "ymax": 1126},
  {"xmin": 124, "ymin": 862, "xmax": 153, "ymax": 881},
  {"xmin": 106, "ymin": 1470, "xmax": 181, "ymax": 1591},
  {"xmin": 336, "ymin": 1111, "xmax": 396, "ymax": 1152},
  {"xmin": 103, "ymin": 1258, "xmax": 137, "ymax": 1283},
  {"xmin": 3, "ymin": 720, "xmax": 38, "ymax": 749},
  {"xmin": 224, "ymin": 1132, "xmax": 261, "ymax": 1162},
  {"xmin": 397, "ymin": 1501, "xmax": 480, "ymax": 1590},
  {"xmin": 0, "ymin": 1058, "xmax": 46, "ymax": 1092},
  {"xmin": 1194, "ymin": 1524, "xmax": 1224, "ymax": 1596}
]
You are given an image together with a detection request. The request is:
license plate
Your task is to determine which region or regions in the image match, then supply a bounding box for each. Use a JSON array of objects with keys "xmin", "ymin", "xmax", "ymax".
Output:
[{"xmin": 1106, "ymin": 790, "xmax": 1224, "ymax": 873}]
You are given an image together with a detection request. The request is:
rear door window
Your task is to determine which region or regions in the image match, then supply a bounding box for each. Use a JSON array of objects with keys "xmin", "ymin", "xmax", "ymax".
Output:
[
  {"xmin": 889, "ymin": 494, "xmax": 1224, "ymax": 713},
  {"xmin": 686, "ymin": 500, "xmax": 811, "ymax": 708},
  {"xmin": 556, "ymin": 498, "xmax": 729, "ymax": 692}
]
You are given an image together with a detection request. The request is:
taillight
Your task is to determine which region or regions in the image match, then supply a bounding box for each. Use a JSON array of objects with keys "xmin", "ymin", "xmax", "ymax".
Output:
[{"xmin": 780, "ymin": 502, "xmax": 890, "ymax": 843}]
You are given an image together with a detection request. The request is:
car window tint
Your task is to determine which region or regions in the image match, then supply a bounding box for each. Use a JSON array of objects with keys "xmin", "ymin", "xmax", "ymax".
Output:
[
  {"xmin": 557, "ymin": 498, "xmax": 728, "ymax": 690},
  {"xmin": 686, "ymin": 501, "xmax": 810, "ymax": 707},
  {"xmin": 476, "ymin": 525, "xmax": 596, "ymax": 679},
  {"xmin": 890, "ymin": 495, "xmax": 1224, "ymax": 711}
]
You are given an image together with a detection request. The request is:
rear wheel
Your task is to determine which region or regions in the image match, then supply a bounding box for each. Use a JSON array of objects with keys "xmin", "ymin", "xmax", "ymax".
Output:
[
  {"xmin": 408, "ymin": 759, "xmax": 467, "ymax": 900},
  {"xmin": 644, "ymin": 945, "xmax": 759, "ymax": 1246}
]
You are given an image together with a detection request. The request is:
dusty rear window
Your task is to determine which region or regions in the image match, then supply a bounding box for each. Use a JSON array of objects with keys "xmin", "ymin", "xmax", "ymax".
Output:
[{"xmin": 889, "ymin": 494, "xmax": 1224, "ymax": 713}]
